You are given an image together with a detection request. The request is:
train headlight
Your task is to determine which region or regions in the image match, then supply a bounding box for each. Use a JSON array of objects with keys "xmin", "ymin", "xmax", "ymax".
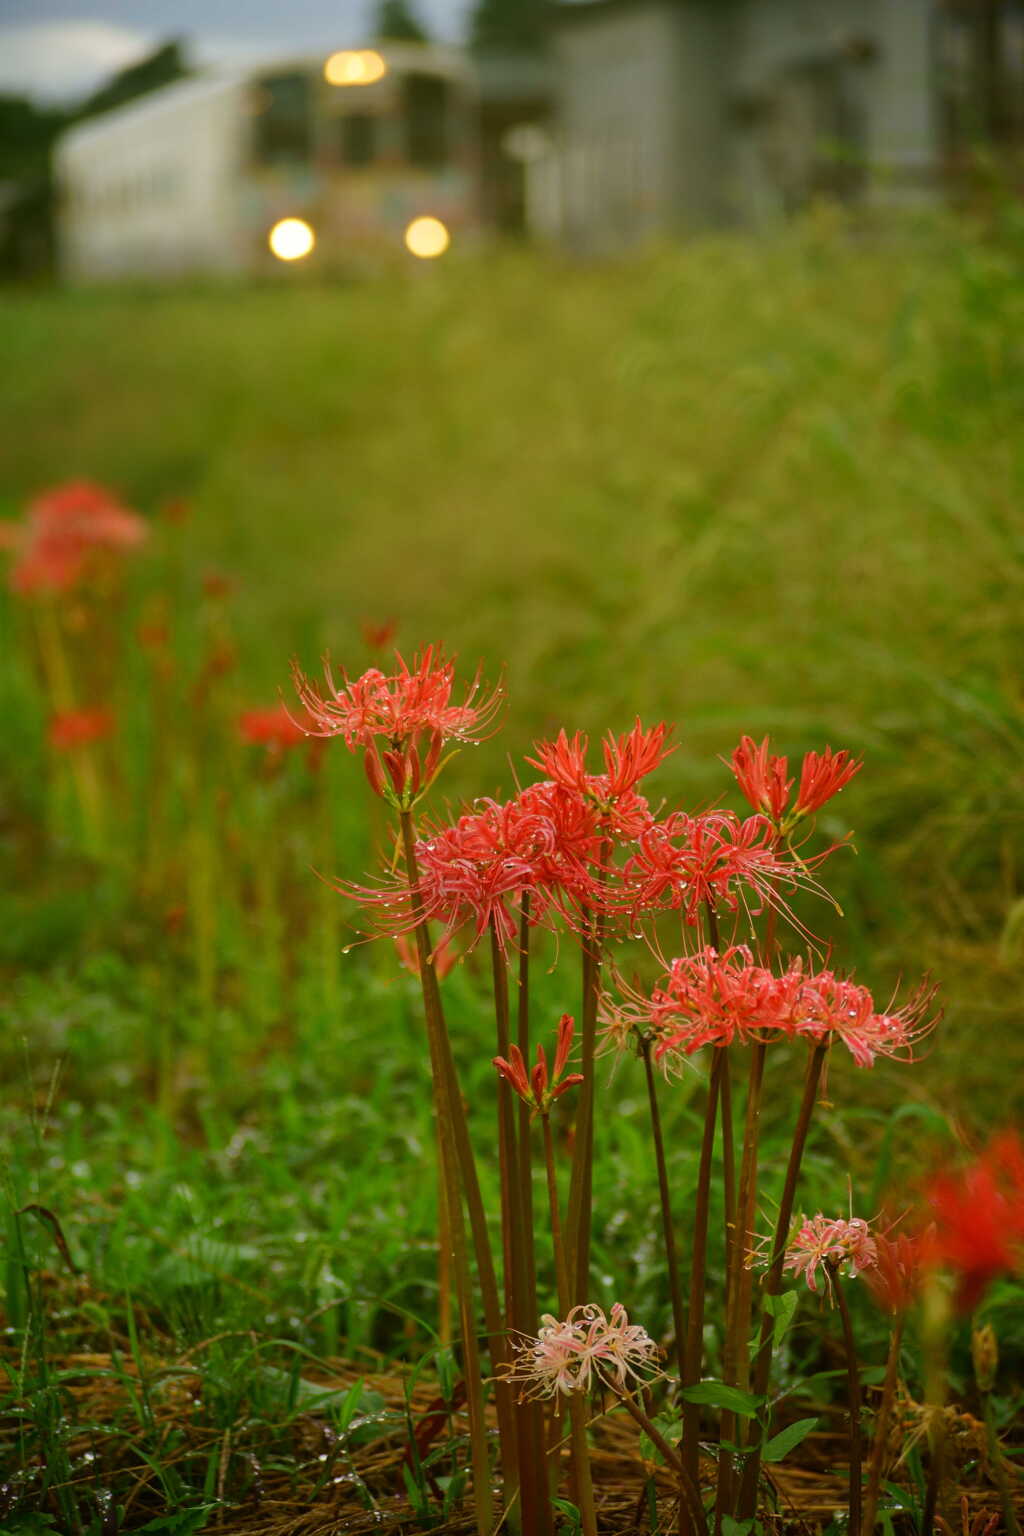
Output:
[
  {"xmin": 324, "ymin": 49, "xmax": 387, "ymax": 86},
  {"xmin": 404, "ymin": 216, "xmax": 450, "ymax": 259},
  {"xmin": 268, "ymin": 218, "xmax": 315, "ymax": 261}
]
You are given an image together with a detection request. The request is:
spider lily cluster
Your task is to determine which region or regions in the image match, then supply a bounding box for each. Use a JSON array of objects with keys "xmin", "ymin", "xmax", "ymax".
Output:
[{"xmin": 280, "ymin": 640, "xmax": 1022, "ymax": 1536}]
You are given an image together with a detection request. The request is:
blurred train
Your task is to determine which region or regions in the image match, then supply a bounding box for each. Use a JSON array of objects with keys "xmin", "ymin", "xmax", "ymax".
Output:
[{"xmin": 54, "ymin": 44, "xmax": 482, "ymax": 279}]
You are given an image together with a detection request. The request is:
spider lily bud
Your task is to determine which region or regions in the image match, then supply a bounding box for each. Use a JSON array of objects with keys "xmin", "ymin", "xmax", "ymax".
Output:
[
  {"xmin": 493, "ymin": 1014, "xmax": 583, "ymax": 1113},
  {"xmin": 364, "ymin": 747, "xmax": 387, "ymax": 798}
]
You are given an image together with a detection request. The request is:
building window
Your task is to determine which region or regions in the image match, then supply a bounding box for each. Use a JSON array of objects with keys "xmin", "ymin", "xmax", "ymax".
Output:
[
  {"xmin": 403, "ymin": 73, "xmax": 449, "ymax": 166},
  {"xmin": 253, "ymin": 72, "xmax": 313, "ymax": 163}
]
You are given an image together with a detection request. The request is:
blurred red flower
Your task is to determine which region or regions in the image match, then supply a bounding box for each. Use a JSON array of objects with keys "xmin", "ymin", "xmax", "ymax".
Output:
[
  {"xmin": 239, "ymin": 704, "xmax": 309, "ymax": 752},
  {"xmin": 361, "ymin": 618, "xmax": 397, "ymax": 651},
  {"xmin": 10, "ymin": 481, "xmax": 146, "ymax": 596},
  {"xmin": 926, "ymin": 1130, "xmax": 1024, "ymax": 1312},
  {"xmin": 49, "ymin": 707, "xmax": 115, "ymax": 750}
]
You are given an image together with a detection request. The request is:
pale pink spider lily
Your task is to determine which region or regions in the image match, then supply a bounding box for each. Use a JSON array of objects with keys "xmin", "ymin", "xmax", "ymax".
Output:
[
  {"xmin": 783, "ymin": 1213, "xmax": 879, "ymax": 1294},
  {"xmin": 509, "ymin": 1303, "xmax": 662, "ymax": 1399},
  {"xmin": 493, "ymin": 1012, "xmax": 583, "ymax": 1113}
]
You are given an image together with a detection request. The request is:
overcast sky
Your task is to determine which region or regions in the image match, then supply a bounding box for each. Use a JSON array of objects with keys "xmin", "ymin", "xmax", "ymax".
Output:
[{"xmin": 0, "ymin": 0, "xmax": 474, "ymax": 102}]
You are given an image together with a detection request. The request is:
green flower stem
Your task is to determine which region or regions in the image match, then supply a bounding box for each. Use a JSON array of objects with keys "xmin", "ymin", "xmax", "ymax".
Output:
[
  {"xmin": 399, "ymin": 811, "xmax": 497, "ymax": 1533},
  {"xmin": 611, "ymin": 1383, "xmax": 709, "ymax": 1536},
  {"xmin": 682, "ymin": 1048, "xmax": 723, "ymax": 1504},
  {"xmin": 716, "ymin": 1040, "xmax": 767, "ymax": 1525},
  {"xmin": 738, "ymin": 1039, "xmax": 829, "ymax": 1518},
  {"xmin": 981, "ymin": 1386, "xmax": 1020, "ymax": 1536},
  {"xmin": 517, "ymin": 898, "xmax": 539, "ymax": 1330},
  {"xmin": 543, "ymin": 1111, "xmax": 596, "ymax": 1536},
  {"xmin": 640, "ymin": 1035, "xmax": 688, "ymax": 1384},
  {"xmin": 641, "ymin": 1032, "xmax": 693, "ymax": 1536},
  {"xmin": 566, "ymin": 860, "xmax": 609, "ymax": 1303},
  {"xmin": 490, "ymin": 924, "xmax": 524, "ymax": 1525},
  {"xmin": 828, "ymin": 1260, "xmax": 863, "ymax": 1535},
  {"xmin": 861, "ymin": 1316, "xmax": 904, "ymax": 1536}
]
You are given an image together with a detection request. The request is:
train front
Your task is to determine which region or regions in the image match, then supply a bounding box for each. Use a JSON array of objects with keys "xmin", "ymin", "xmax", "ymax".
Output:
[{"xmin": 244, "ymin": 43, "xmax": 478, "ymax": 271}]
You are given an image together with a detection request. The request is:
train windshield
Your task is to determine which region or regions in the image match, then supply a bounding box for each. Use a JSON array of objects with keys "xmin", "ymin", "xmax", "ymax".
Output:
[{"xmin": 253, "ymin": 73, "xmax": 314, "ymax": 164}]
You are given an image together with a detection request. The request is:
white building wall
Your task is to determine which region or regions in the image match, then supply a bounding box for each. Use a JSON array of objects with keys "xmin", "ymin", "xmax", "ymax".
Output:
[
  {"xmin": 56, "ymin": 78, "xmax": 250, "ymax": 280},
  {"xmin": 865, "ymin": 0, "xmax": 939, "ymax": 200},
  {"xmin": 542, "ymin": 0, "xmax": 941, "ymax": 249}
]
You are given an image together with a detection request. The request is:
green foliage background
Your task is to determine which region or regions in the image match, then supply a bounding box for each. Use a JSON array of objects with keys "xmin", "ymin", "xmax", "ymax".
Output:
[{"xmin": 1, "ymin": 212, "xmax": 1022, "ymax": 1527}]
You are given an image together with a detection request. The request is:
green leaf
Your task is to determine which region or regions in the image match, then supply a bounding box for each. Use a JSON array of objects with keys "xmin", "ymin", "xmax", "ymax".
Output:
[
  {"xmin": 552, "ymin": 1498, "xmax": 582, "ymax": 1534},
  {"xmin": 762, "ymin": 1416, "xmax": 819, "ymax": 1463},
  {"xmin": 638, "ymin": 1407, "xmax": 682, "ymax": 1465},
  {"xmin": 136, "ymin": 1510, "xmax": 214, "ymax": 1535},
  {"xmin": 721, "ymin": 1518, "xmax": 758, "ymax": 1536},
  {"xmin": 680, "ymin": 1380, "xmax": 763, "ymax": 1416},
  {"xmin": 764, "ymin": 1288, "xmax": 799, "ymax": 1348}
]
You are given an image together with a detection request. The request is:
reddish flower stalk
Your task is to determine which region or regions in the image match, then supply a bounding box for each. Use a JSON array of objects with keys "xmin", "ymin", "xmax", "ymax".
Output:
[
  {"xmin": 397, "ymin": 811, "xmax": 496, "ymax": 1534},
  {"xmin": 737, "ymin": 1040, "xmax": 830, "ymax": 1519},
  {"xmin": 860, "ymin": 1227, "xmax": 932, "ymax": 1536},
  {"xmin": 826, "ymin": 1257, "xmax": 864, "ymax": 1536}
]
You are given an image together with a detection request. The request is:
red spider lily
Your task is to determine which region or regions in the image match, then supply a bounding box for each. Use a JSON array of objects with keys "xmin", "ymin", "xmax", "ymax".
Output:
[
  {"xmin": 202, "ymin": 571, "xmax": 234, "ymax": 600},
  {"xmin": 606, "ymin": 949, "xmax": 936, "ymax": 1069},
  {"xmin": 49, "ymin": 707, "xmax": 115, "ymax": 750},
  {"xmin": 526, "ymin": 720, "xmax": 674, "ymax": 811},
  {"xmin": 860, "ymin": 1226, "xmax": 934, "ymax": 1315},
  {"xmin": 795, "ymin": 746, "xmax": 862, "ymax": 816},
  {"xmin": 494, "ymin": 1013, "xmax": 584, "ymax": 1113},
  {"xmin": 731, "ymin": 736, "xmax": 793, "ymax": 821},
  {"xmin": 792, "ymin": 971, "xmax": 938, "ymax": 1068},
  {"xmin": 394, "ymin": 931, "xmax": 458, "ymax": 981},
  {"xmin": 361, "ymin": 618, "xmax": 397, "ymax": 651},
  {"xmin": 9, "ymin": 480, "xmax": 146, "ymax": 596},
  {"xmin": 292, "ymin": 646, "xmax": 503, "ymax": 751},
  {"xmin": 729, "ymin": 735, "xmax": 862, "ymax": 828},
  {"xmin": 620, "ymin": 809, "xmax": 806, "ymax": 929},
  {"xmin": 926, "ymin": 1131, "xmax": 1024, "ymax": 1312},
  {"xmin": 601, "ymin": 946, "xmax": 804, "ymax": 1064},
  {"xmin": 338, "ymin": 796, "xmax": 560, "ymax": 955}
]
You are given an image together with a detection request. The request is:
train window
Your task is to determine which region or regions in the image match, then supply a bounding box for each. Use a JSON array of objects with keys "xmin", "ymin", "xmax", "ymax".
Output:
[
  {"xmin": 403, "ymin": 73, "xmax": 449, "ymax": 166},
  {"xmin": 341, "ymin": 113, "xmax": 376, "ymax": 167},
  {"xmin": 253, "ymin": 72, "xmax": 313, "ymax": 163}
]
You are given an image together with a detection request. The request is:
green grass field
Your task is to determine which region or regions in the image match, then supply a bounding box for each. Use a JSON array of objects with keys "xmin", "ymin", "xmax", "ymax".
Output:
[{"xmin": 1, "ymin": 211, "xmax": 1022, "ymax": 1532}]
